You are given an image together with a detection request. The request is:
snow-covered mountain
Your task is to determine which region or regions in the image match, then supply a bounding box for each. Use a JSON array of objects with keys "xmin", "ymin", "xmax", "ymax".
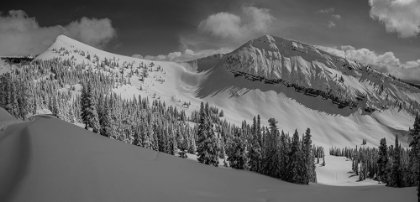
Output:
[
  {"xmin": 218, "ymin": 35, "xmax": 420, "ymax": 114},
  {"xmin": 35, "ymin": 34, "xmax": 419, "ymax": 148}
]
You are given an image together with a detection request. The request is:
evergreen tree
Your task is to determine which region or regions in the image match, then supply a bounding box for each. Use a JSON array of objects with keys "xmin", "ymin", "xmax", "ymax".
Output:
[
  {"xmin": 389, "ymin": 136, "xmax": 401, "ymax": 187},
  {"xmin": 359, "ymin": 151, "xmax": 366, "ymax": 181},
  {"xmin": 287, "ymin": 129, "xmax": 306, "ymax": 184},
  {"xmin": 17, "ymin": 80, "xmax": 29, "ymax": 120},
  {"xmin": 262, "ymin": 118, "xmax": 280, "ymax": 178},
  {"xmin": 196, "ymin": 102, "xmax": 219, "ymax": 167},
  {"xmin": 99, "ymin": 96, "xmax": 114, "ymax": 137},
  {"xmin": 279, "ymin": 131, "xmax": 289, "ymax": 179},
  {"xmin": 219, "ymin": 110, "xmax": 224, "ymax": 117},
  {"xmin": 178, "ymin": 132, "xmax": 188, "ymax": 158},
  {"xmin": 247, "ymin": 139, "xmax": 262, "ymax": 172},
  {"xmin": 0, "ymin": 75, "xmax": 7, "ymax": 108},
  {"xmin": 228, "ymin": 131, "xmax": 248, "ymax": 169},
  {"xmin": 302, "ymin": 128, "xmax": 311, "ymax": 183},
  {"xmin": 9, "ymin": 82, "xmax": 20, "ymax": 118},
  {"xmin": 257, "ymin": 115, "xmax": 262, "ymax": 146},
  {"xmin": 80, "ymin": 83, "xmax": 89, "ymax": 128},
  {"xmin": 409, "ymin": 114, "xmax": 420, "ymax": 200},
  {"xmin": 377, "ymin": 138, "xmax": 388, "ymax": 184},
  {"xmin": 81, "ymin": 83, "xmax": 100, "ymax": 133},
  {"xmin": 248, "ymin": 118, "xmax": 262, "ymax": 173},
  {"xmin": 32, "ymin": 98, "xmax": 37, "ymax": 115},
  {"xmin": 303, "ymin": 128, "xmax": 316, "ymax": 183},
  {"xmin": 52, "ymin": 96, "xmax": 60, "ymax": 118}
]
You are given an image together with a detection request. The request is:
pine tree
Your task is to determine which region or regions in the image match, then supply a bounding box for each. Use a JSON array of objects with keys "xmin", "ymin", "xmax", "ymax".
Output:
[
  {"xmin": 287, "ymin": 129, "xmax": 306, "ymax": 184},
  {"xmin": 81, "ymin": 83, "xmax": 100, "ymax": 133},
  {"xmin": 52, "ymin": 96, "xmax": 60, "ymax": 118},
  {"xmin": 17, "ymin": 80, "xmax": 29, "ymax": 120},
  {"xmin": 219, "ymin": 110, "xmax": 224, "ymax": 117},
  {"xmin": 99, "ymin": 96, "xmax": 114, "ymax": 137},
  {"xmin": 377, "ymin": 138, "xmax": 388, "ymax": 184},
  {"xmin": 262, "ymin": 118, "xmax": 280, "ymax": 178},
  {"xmin": 389, "ymin": 136, "xmax": 401, "ymax": 187},
  {"xmin": 247, "ymin": 116, "xmax": 262, "ymax": 172},
  {"xmin": 257, "ymin": 115, "xmax": 262, "ymax": 146},
  {"xmin": 169, "ymin": 129, "xmax": 177, "ymax": 155},
  {"xmin": 228, "ymin": 131, "xmax": 248, "ymax": 169},
  {"xmin": 178, "ymin": 131, "xmax": 188, "ymax": 158},
  {"xmin": 303, "ymin": 128, "xmax": 316, "ymax": 183},
  {"xmin": 359, "ymin": 151, "xmax": 366, "ymax": 181},
  {"xmin": 32, "ymin": 98, "xmax": 37, "ymax": 115},
  {"xmin": 247, "ymin": 139, "xmax": 262, "ymax": 172},
  {"xmin": 310, "ymin": 148, "xmax": 317, "ymax": 182},
  {"xmin": 81, "ymin": 83, "xmax": 89, "ymax": 128},
  {"xmin": 354, "ymin": 145, "xmax": 358, "ymax": 175},
  {"xmin": 8, "ymin": 82, "xmax": 20, "ymax": 118},
  {"xmin": 279, "ymin": 131, "xmax": 290, "ymax": 179},
  {"xmin": 0, "ymin": 75, "xmax": 7, "ymax": 108},
  {"xmin": 197, "ymin": 102, "xmax": 219, "ymax": 167},
  {"xmin": 409, "ymin": 114, "xmax": 420, "ymax": 201}
]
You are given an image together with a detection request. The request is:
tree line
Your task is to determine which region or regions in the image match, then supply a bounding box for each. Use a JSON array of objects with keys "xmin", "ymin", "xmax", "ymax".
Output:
[{"xmin": 0, "ymin": 58, "xmax": 322, "ymax": 185}]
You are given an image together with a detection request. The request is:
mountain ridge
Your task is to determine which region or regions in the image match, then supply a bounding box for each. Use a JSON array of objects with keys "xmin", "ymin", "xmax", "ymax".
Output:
[
  {"xmin": 210, "ymin": 34, "xmax": 420, "ymax": 115},
  {"xmin": 32, "ymin": 34, "xmax": 418, "ymax": 148}
]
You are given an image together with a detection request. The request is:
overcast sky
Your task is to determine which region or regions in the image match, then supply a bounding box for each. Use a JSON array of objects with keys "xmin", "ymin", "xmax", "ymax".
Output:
[{"xmin": 1, "ymin": 0, "xmax": 420, "ymax": 80}]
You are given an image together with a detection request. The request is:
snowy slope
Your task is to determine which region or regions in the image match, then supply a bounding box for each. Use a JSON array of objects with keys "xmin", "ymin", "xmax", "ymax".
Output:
[
  {"xmin": 0, "ymin": 110, "xmax": 416, "ymax": 202},
  {"xmin": 34, "ymin": 35, "xmax": 417, "ymax": 149}
]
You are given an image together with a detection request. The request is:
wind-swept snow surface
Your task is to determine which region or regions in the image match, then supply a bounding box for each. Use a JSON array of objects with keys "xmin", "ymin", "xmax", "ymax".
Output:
[{"xmin": 0, "ymin": 110, "xmax": 416, "ymax": 202}]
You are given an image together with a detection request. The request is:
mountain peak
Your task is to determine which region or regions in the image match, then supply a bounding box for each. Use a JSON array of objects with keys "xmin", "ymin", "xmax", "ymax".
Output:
[
  {"xmin": 254, "ymin": 34, "xmax": 277, "ymax": 42},
  {"xmin": 54, "ymin": 35, "xmax": 90, "ymax": 49},
  {"xmin": 56, "ymin": 34, "xmax": 72, "ymax": 41},
  {"xmin": 35, "ymin": 34, "xmax": 146, "ymax": 65}
]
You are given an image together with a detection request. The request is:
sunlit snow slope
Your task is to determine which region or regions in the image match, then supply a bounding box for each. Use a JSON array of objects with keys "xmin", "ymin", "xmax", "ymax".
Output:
[
  {"xmin": 35, "ymin": 35, "xmax": 419, "ymax": 148},
  {"xmin": 0, "ymin": 109, "xmax": 415, "ymax": 202}
]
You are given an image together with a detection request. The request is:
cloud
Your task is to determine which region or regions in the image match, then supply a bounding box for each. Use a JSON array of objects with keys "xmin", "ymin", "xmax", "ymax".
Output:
[
  {"xmin": 327, "ymin": 21, "xmax": 336, "ymax": 29},
  {"xmin": 198, "ymin": 5, "xmax": 275, "ymax": 40},
  {"xmin": 171, "ymin": 5, "xmax": 274, "ymax": 62},
  {"xmin": 341, "ymin": 45, "xmax": 402, "ymax": 72},
  {"xmin": 332, "ymin": 14, "xmax": 341, "ymax": 20},
  {"xmin": 398, "ymin": 62, "xmax": 420, "ymax": 82},
  {"xmin": 315, "ymin": 8, "xmax": 340, "ymax": 27},
  {"xmin": 131, "ymin": 54, "xmax": 143, "ymax": 59},
  {"xmin": 315, "ymin": 8, "xmax": 335, "ymax": 14},
  {"xmin": 64, "ymin": 17, "xmax": 116, "ymax": 48},
  {"xmin": 316, "ymin": 45, "xmax": 346, "ymax": 57},
  {"xmin": 318, "ymin": 45, "xmax": 420, "ymax": 81},
  {"xmin": 369, "ymin": 0, "xmax": 420, "ymax": 38},
  {"xmin": 0, "ymin": 10, "xmax": 117, "ymax": 56},
  {"xmin": 144, "ymin": 47, "xmax": 232, "ymax": 62},
  {"xmin": 198, "ymin": 12, "xmax": 241, "ymax": 39}
]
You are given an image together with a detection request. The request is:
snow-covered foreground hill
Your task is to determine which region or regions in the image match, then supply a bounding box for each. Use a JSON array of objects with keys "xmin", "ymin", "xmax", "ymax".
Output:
[
  {"xmin": 0, "ymin": 109, "xmax": 415, "ymax": 202},
  {"xmin": 35, "ymin": 35, "xmax": 417, "ymax": 149}
]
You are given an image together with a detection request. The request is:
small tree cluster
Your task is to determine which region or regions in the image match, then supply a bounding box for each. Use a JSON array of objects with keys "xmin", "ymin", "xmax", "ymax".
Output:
[{"xmin": 329, "ymin": 115, "xmax": 420, "ymax": 190}]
